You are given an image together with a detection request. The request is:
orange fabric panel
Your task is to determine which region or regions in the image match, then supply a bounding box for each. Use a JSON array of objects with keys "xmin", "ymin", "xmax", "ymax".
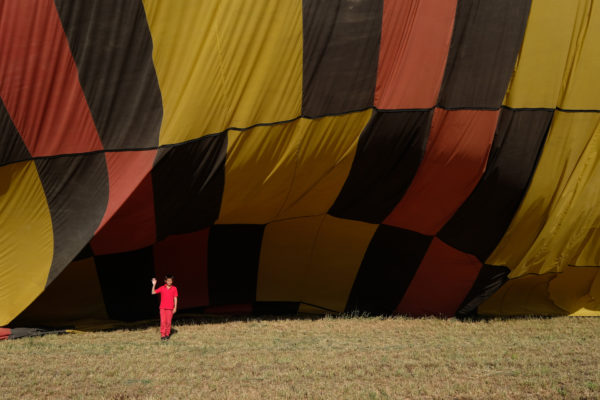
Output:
[
  {"xmin": 91, "ymin": 173, "xmax": 156, "ymax": 255},
  {"xmin": 96, "ymin": 150, "xmax": 157, "ymax": 233},
  {"xmin": 0, "ymin": 328, "xmax": 10, "ymax": 340},
  {"xmin": 384, "ymin": 108, "xmax": 498, "ymax": 235},
  {"xmin": 374, "ymin": 0, "xmax": 457, "ymax": 109},
  {"xmin": 395, "ymin": 238, "xmax": 482, "ymax": 316},
  {"xmin": 0, "ymin": 0, "xmax": 103, "ymax": 157}
]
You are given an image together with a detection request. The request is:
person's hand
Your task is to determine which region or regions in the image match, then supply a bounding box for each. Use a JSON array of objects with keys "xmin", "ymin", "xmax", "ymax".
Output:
[
  {"xmin": 173, "ymin": 308, "xmax": 177, "ymax": 315},
  {"xmin": 151, "ymin": 278, "xmax": 157, "ymax": 285}
]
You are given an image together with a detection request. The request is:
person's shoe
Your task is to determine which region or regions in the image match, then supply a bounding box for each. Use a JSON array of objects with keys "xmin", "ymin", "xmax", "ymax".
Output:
[
  {"xmin": 161, "ymin": 336, "xmax": 166, "ymax": 341},
  {"xmin": 165, "ymin": 335, "xmax": 170, "ymax": 340}
]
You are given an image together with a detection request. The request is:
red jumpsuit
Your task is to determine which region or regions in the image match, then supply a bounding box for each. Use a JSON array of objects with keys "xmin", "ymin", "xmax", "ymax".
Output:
[{"xmin": 155, "ymin": 285, "xmax": 178, "ymax": 337}]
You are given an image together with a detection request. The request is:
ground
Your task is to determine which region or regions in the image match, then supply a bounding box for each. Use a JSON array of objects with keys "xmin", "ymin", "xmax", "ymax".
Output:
[{"xmin": 1, "ymin": 315, "xmax": 599, "ymax": 399}]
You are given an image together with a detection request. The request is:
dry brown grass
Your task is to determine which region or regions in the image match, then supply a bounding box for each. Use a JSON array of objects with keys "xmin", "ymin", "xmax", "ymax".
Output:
[{"xmin": 1, "ymin": 315, "xmax": 599, "ymax": 399}]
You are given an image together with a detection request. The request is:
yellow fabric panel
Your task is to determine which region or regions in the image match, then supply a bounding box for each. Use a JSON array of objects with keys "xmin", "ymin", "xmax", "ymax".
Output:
[
  {"xmin": 142, "ymin": 0, "xmax": 302, "ymax": 145},
  {"xmin": 559, "ymin": 1, "xmax": 600, "ymax": 109},
  {"xmin": 478, "ymin": 274, "xmax": 567, "ymax": 316},
  {"xmin": 510, "ymin": 117, "xmax": 600, "ymax": 276},
  {"xmin": 219, "ymin": 111, "xmax": 373, "ymax": 224},
  {"xmin": 12, "ymin": 258, "xmax": 109, "ymax": 326},
  {"xmin": 256, "ymin": 214, "xmax": 377, "ymax": 312},
  {"xmin": 142, "ymin": 0, "xmax": 224, "ymax": 145},
  {"xmin": 0, "ymin": 162, "xmax": 53, "ymax": 325},
  {"xmin": 503, "ymin": 0, "xmax": 580, "ymax": 108},
  {"xmin": 218, "ymin": 121, "xmax": 305, "ymax": 224},
  {"xmin": 487, "ymin": 111, "xmax": 600, "ymax": 276},
  {"xmin": 257, "ymin": 216, "xmax": 324, "ymax": 302},
  {"xmin": 574, "ymin": 227, "xmax": 600, "ymax": 266},
  {"xmin": 277, "ymin": 110, "xmax": 373, "ymax": 219},
  {"xmin": 549, "ymin": 266, "xmax": 600, "ymax": 316},
  {"xmin": 301, "ymin": 215, "xmax": 378, "ymax": 313}
]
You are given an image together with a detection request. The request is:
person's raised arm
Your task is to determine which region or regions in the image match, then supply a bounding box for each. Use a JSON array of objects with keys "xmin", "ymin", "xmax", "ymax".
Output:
[{"xmin": 151, "ymin": 278, "xmax": 157, "ymax": 294}]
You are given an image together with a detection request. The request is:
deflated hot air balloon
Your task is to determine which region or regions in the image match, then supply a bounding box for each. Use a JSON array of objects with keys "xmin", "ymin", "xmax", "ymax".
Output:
[{"xmin": 1, "ymin": 0, "xmax": 599, "ymax": 338}]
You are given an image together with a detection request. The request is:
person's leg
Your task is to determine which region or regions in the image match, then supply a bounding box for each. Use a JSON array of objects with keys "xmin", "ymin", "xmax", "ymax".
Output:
[
  {"xmin": 160, "ymin": 308, "xmax": 167, "ymax": 338},
  {"xmin": 165, "ymin": 309, "xmax": 173, "ymax": 338}
]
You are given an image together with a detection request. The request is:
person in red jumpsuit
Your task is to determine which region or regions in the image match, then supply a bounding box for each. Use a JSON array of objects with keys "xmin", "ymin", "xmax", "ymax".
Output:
[{"xmin": 151, "ymin": 275, "xmax": 178, "ymax": 340}]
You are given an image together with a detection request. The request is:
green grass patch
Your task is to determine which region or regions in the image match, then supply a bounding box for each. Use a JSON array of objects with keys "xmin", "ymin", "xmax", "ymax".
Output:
[{"xmin": 1, "ymin": 316, "xmax": 599, "ymax": 399}]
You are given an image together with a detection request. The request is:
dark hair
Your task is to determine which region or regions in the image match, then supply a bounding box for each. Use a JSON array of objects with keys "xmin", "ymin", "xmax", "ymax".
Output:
[{"xmin": 165, "ymin": 274, "xmax": 174, "ymax": 280}]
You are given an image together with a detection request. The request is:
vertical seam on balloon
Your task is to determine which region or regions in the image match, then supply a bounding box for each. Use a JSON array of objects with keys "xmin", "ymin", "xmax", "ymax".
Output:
[{"xmin": 370, "ymin": 0, "xmax": 387, "ymax": 107}]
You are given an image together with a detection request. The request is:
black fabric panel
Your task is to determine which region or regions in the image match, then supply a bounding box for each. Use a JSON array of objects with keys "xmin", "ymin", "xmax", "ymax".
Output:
[
  {"xmin": 74, "ymin": 243, "xmax": 94, "ymax": 261},
  {"xmin": 253, "ymin": 302, "xmax": 300, "ymax": 316},
  {"xmin": 437, "ymin": 0, "xmax": 531, "ymax": 109},
  {"xmin": 54, "ymin": 0, "xmax": 162, "ymax": 150},
  {"xmin": 345, "ymin": 225, "xmax": 433, "ymax": 314},
  {"xmin": 207, "ymin": 225, "xmax": 265, "ymax": 306},
  {"xmin": 302, "ymin": 0, "xmax": 383, "ymax": 117},
  {"xmin": 456, "ymin": 264, "xmax": 510, "ymax": 318},
  {"xmin": 152, "ymin": 134, "xmax": 227, "ymax": 241},
  {"xmin": 438, "ymin": 109, "xmax": 553, "ymax": 260},
  {"xmin": 35, "ymin": 154, "xmax": 109, "ymax": 286},
  {"xmin": 0, "ymin": 97, "xmax": 30, "ymax": 166},
  {"xmin": 329, "ymin": 110, "xmax": 432, "ymax": 223},
  {"xmin": 95, "ymin": 246, "xmax": 157, "ymax": 321}
]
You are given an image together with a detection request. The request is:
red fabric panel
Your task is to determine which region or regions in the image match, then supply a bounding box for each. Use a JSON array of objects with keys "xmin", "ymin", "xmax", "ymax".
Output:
[
  {"xmin": 95, "ymin": 150, "xmax": 157, "ymax": 233},
  {"xmin": 203, "ymin": 304, "xmax": 253, "ymax": 314},
  {"xmin": 90, "ymin": 173, "xmax": 156, "ymax": 255},
  {"xmin": 0, "ymin": 0, "xmax": 103, "ymax": 157},
  {"xmin": 395, "ymin": 237, "xmax": 482, "ymax": 316},
  {"xmin": 0, "ymin": 327, "xmax": 10, "ymax": 340},
  {"xmin": 153, "ymin": 230, "xmax": 210, "ymax": 310},
  {"xmin": 384, "ymin": 108, "xmax": 499, "ymax": 235},
  {"xmin": 374, "ymin": 0, "xmax": 456, "ymax": 109}
]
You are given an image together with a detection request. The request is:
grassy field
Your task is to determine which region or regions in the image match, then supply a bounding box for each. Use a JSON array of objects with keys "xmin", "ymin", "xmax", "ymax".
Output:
[{"xmin": 1, "ymin": 315, "xmax": 599, "ymax": 399}]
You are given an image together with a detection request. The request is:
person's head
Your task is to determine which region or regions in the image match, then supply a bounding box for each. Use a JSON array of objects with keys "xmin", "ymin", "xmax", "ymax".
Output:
[{"xmin": 164, "ymin": 274, "xmax": 174, "ymax": 287}]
